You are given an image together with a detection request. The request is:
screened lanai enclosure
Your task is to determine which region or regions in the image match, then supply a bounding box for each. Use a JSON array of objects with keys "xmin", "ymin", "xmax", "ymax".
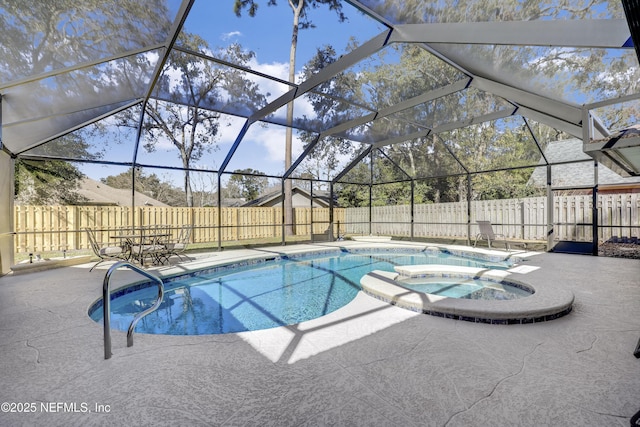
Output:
[{"xmin": 2, "ymin": 0, "xmax": 640, "ymax": 274}]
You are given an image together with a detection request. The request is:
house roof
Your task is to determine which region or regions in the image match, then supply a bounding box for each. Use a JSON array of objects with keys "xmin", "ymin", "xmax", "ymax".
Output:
[
  {"xmin": 210, "ymin": 197, "xmax": 246, "ymax": 207},
  {"xmin": 242, "ymin": 186, "xmax": 333, "ymax": 208},
  {"xmin": 529, "ymin": 139, "xmax": 640, "ymax": 188},
  {"xmin": 76, "ymin": 177, "xmax": 169, "ymax": 207}
]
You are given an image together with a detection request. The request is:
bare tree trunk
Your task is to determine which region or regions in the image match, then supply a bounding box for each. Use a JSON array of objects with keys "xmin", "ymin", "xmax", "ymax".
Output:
[
  {"xmin": 184, "ymin": 164, "xmax": 193, "ymax": 207},
  {"xmin": 184, "ymin": 108, "xmax": 201, "ymax": 208},
  {"xmin": 284, "ymin": 0, "xmax": 304, "ymax": 236}
]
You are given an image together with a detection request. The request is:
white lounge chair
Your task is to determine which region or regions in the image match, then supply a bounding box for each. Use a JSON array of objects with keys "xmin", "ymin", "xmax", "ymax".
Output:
[{"xmin": 474, "ymin": 221, "xmax": 510, "ymax": 250}]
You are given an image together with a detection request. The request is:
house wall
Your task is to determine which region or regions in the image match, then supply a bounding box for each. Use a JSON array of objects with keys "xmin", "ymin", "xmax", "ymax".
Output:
[{"xmin": 599, "ymin": 185, "xmax": 640, "ymax": 194}]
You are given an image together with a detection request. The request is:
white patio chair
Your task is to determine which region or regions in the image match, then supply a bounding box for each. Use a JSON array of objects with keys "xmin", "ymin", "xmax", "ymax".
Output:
[{"xmin": 474, "ymin": 221, "xmax": 510, "ymax": 250}]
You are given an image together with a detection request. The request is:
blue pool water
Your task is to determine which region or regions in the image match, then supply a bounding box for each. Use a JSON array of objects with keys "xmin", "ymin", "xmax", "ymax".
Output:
[
  {"xmin": 90, "ymin": 250, "xmax": 513, "ymax": 335},
  {"xmin": 398, "ymin": 277, "xmax": 532, "ymax": 300}
]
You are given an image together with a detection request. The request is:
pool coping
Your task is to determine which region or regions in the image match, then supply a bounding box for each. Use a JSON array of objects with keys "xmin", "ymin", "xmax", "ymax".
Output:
[
  {"xmin": 360, "ymin": 265, "xmax": 575, "ymax": 324},
  {"xmin": 92, "ymin": 241, "xmax": 550, "ymax": 323}
]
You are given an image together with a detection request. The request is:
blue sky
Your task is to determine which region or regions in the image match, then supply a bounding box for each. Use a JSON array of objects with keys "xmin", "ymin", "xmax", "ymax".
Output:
[
  {"xmin": 83, "ymin": 1, "xmax": 385, "ymax": 188},
  {"xmin": 184, "ymin": 1, "xmax": 384, "ymax": 73}
]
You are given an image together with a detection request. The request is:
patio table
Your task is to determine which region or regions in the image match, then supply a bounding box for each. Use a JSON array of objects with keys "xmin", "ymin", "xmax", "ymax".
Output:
[{"xmin": 110, "ymin": 231, "xmax": 172, "ymax": 266}]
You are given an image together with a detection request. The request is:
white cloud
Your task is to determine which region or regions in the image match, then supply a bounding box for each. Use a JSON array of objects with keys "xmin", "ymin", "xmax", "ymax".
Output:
[
  {"xmin": 221, "ymin": 31, "xmax": 242, "ymax": 40},
  {"xmin": 249, "ymin": 124, "xmax": 304, "ymax": 165},
  {"xmin": 246, "ymin": 56, "xmax": 316, "ymax": 118}
]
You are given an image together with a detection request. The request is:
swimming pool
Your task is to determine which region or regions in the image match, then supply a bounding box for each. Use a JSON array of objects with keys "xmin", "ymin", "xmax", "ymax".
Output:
[{"xmin": 89, "ymin": 249, "xmax": 514, "ymax": 335}]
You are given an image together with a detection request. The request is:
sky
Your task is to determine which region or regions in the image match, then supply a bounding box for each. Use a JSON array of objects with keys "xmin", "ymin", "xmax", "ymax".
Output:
[
  {"xmin": 77, "ymin": 1, "xmax": 638, "ymax": 190},
  {"xmin": 82, "ymin": 1, "xmax": 386, "ymax": 188}
]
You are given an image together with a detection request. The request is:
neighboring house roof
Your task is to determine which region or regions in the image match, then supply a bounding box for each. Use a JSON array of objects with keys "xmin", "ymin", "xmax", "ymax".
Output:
[
  {"xmin": 221, "ymin": 198, "xmax": 246, "ymax": 207},
  {"xmin": 528, "ymin": 139, "xmax": 640, "ymax": 188},
  {"xmin": 242, "ymin": 186, "xmax": 334, "ymax": 208},
  {"xmin": 76, "ymin": 177, "xmax": 170, "ymax": 207}
]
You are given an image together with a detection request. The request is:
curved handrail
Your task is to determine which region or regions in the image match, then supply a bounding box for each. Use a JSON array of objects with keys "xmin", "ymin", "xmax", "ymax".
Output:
[{"xmin": 102, "ymin": 261, "xmax": 164, "ymax": 360}]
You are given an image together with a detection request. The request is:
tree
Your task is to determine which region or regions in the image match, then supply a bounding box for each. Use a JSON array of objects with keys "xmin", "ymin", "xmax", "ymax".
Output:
[
  {"xmin": 234, "ymin": 0, "xmax": 346, "ymax": 234},
  {"xmin": 368, "ymin": 0, "xmax": 636, "ymax": 130},
  {"xmin": 117, "ymin": 33, "xmax": 266, "ymax": 207},
  {"xmin": 225, "ymin": 168, "xmax": 269, "ymax": 201},
  {"xmin": 3, "ymin": 0, "xmax": 172, "ymax": 205},
  {"xmin": 0, "ymin": 0, "xmax": 171, "ymax": 80},
  {"xmin": 334, "ymin": 160, "xmax": 370, "ymax": 207},
  {"xmin": 367, "ymin": 0, "xmax": 622, "ymax": 26},
  {"xmin": 190, "ymin": 171, "xmax": 218, "ymax": 207},
  {"xmin": 15, "ymin": 160, "xmax": 87, "ymax": 205},
  {"xmin": 296, "ymin": 1, "xmax": 637, "ymax": 205},
  {"xmin": 101, "ymin": 168, "xmax": 185, "ymax": 206},
  {"xmin": 13, "ymin": 129, "xmax": 105, "ymax": 205},
  {"xmin": 298, "ymin": 43, "xmax": 465, "ymax": 204},
  {"xmin": 297, "ymin": 46, "xmax": 365, "ymax": 183}
]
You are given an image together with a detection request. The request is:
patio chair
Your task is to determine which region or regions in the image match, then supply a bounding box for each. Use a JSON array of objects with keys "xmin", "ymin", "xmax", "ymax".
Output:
[
  {"xmin": 164, "ymin": 225, "xmax": 192, "ymax": 262},
  {"xmin": 474, "ymin": 221, "xmax": 510, "ymax": 251},
  {"xmin": 129, "ymin": 225, "xmax": 170, "ymax": 267},
  {"xmin": 85, "ymin": 228, "xmax": 126, "ymax": 271}
]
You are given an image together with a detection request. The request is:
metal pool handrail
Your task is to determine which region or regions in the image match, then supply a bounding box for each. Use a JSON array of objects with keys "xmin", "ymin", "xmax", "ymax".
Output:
[{"xmin": 102, "ymin": 261, "xmax": 164, "ymax": 360}]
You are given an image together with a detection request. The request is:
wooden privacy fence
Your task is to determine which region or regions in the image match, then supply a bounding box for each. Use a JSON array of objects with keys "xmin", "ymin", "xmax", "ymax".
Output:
[
  {"xmin": 344, "ymin": 194, "xmax": 640, "ymax": 242},
  {"xmin": 13, "ymin": 194, "xmax": 639, "ymax": 253},
  {"xmin": 13, "ymin": 206, "xmax": 346, "ymax": 253}
]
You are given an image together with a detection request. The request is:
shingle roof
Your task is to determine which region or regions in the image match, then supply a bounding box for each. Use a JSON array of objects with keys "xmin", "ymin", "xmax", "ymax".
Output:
[
  {"xmin": 76, "ymin": 177, "xmax": 170, "ymax": 207},
  {"xmin": 242, "ymin": 186, "xmax": 333, "ymax": 207},
  {"xmin": 529, "ymin": 139, "xmax": 640, "ymax": 187}
]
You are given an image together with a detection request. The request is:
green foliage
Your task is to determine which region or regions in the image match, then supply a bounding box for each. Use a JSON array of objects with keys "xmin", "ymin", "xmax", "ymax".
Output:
[
  {"xmin": 0, "ymin": 0, "xmax": 172, "ymax": 79},
  {"xmin": 233, "ymin": 0, "xmax": 346, "ymax": 29},
  {"xmin": 15, "ymin": 159, "xmax": 87, "ymax": 205},
  {"xmin": 13, "ymin": 131, "xmax": 103, "ymax": 205},
  {"xmin": 291, "ymin": 1, "xmax": 636, "ymax": 207},
  {"xmin": 472, "ymin": 170, "xmax": 545, "ymax": 200},
  {"xmin": 101, "ymin": 168, "xmax": 185, "ymax": 206},
  {"xmin": 335, "ymin": 183, "xmax": 368, "ymax": 208},
  {"xmin": 225, "ymin": 169, "xmax": 269, "ymax": 201},
  {"xmin": 297, "ymin": 45, "xmax": 365, "ymax": 181}
]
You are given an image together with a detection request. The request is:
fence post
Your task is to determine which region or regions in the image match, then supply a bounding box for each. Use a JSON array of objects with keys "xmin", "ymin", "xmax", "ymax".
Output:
[
  {"xmin": 73, "ymin": 205, "xmax": 80, "ymax": 251},
  {"xmin": 546, "ymin": 165, "xmax": 554, "ymax": 251},
  {"xmin": 592, "ymin": 162, "xmax": 599, "ymax": 255},
  {"xmin": 281, "ymin": 179, "xmax": 286, "ymax": 245},
  {"xmin": 410, "ymin": 180, "xmax": 415, "ymax": 240},
  {"xmin": 520, "ymin": 201, "xmax": 525, "ymax": 240}
]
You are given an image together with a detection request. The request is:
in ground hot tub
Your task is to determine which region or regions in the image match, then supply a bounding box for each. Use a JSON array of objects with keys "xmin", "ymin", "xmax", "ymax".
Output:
[
  {"xmin": 361, "ymin": 265, "xmax": 573, "ymax": 324},
  {"xmin": 397, "ymin": 275, "xmax": 532, "ymax": 300}
]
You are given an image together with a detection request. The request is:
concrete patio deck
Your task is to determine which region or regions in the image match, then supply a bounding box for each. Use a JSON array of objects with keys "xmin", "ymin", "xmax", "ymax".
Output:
[{"xmin": 0, "ymin": 242, "xmax": 639, "ymax": 426}]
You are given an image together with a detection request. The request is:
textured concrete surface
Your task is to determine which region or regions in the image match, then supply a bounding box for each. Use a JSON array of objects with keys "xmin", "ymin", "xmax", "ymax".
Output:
[{"xmin": 0, "ymin": 242, "xmax": 638, "ymax": 426}]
